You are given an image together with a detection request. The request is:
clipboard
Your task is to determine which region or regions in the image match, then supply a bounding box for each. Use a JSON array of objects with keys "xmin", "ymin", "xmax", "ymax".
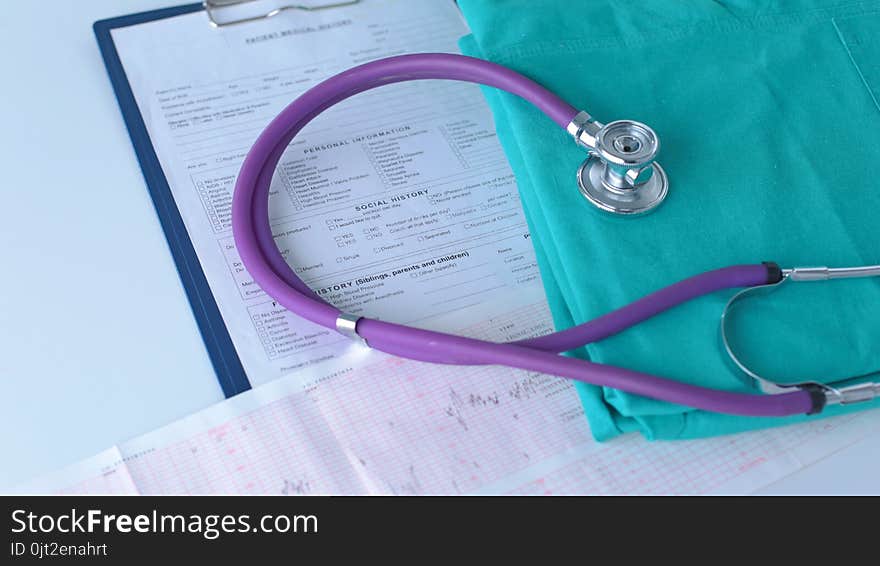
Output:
[{"xmin": 92, "ymin": 1, "xmax": 363, "ymax": 397}]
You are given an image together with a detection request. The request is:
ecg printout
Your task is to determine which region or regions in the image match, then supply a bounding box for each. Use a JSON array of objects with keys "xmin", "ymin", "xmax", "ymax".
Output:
[
  {"xmin": 111, "ymin": 0, "xmax": 542, "ymax": 387},
  {"xmin": 17, "ymin": 291, "xmax": 880, "ymax": 494}
]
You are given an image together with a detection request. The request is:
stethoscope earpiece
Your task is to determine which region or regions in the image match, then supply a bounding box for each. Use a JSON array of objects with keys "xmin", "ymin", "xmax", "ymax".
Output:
[{"xmin": 568, "ymin": 113, "xmax": 668, "ymax": 215}]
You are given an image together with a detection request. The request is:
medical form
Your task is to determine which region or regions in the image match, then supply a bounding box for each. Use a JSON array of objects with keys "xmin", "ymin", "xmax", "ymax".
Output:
[{"xmin": 110, "ymin": 0, "xmax": 541, "ymax": 387}]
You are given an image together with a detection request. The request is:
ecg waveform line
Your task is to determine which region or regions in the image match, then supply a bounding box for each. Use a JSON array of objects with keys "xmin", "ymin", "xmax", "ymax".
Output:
[{"xmin": 508, "ymin": 416, "xmax": 861, "ymax": 494}]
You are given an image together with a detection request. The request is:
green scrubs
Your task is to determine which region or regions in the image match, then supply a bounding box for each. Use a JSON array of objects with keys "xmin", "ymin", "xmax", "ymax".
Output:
[{"xmin": 457, "ymin": 0, "xmax": 880, "ymax": 439}]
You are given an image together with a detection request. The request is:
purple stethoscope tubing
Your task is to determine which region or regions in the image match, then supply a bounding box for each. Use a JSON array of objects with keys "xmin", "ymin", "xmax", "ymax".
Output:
[{"xmin": 232, "ymin": 53, "xmax": 821, "ymax": 417}]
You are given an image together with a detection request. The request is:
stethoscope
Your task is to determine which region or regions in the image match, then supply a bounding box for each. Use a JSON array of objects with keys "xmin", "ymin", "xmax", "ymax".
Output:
[{"xmin": 232, "ymin": 53, "xmax": 880, "ymax": 417}]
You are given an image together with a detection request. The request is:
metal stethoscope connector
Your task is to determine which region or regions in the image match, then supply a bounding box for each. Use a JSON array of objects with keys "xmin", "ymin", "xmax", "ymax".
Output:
[{"xmin": 568, "ymin": 111, "xmax": 669, "ymax": 215}]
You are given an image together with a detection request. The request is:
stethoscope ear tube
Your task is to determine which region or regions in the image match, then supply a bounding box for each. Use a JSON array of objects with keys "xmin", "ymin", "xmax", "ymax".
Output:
[
  {"xmin": 232, "ymin": 53, "xmax": 855, "ymax": 418},
  {"xmin": 721, "ymin": 263, "xmax": 880, "ymax": 408}
]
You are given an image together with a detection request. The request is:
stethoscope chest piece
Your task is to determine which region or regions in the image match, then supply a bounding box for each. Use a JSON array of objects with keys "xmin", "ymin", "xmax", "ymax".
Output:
[{"xmin": 570, "ymin": 115, "xmax": 669, "ymax": 215}]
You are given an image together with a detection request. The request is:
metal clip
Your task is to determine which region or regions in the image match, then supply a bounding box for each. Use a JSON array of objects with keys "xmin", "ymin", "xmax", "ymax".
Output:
[
  {"xmin": 336, "ymin": 312, "xmax": 368, "ymax": 347},
  {"xmin": 204, "ymin": 0, "xmax": 361, "ymax": 28}
]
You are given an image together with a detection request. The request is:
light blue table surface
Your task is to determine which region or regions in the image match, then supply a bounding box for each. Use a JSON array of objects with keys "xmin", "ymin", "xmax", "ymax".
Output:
[{"xmin": 0, "ymin": 0, "xmax": 876, "ymax": 493}]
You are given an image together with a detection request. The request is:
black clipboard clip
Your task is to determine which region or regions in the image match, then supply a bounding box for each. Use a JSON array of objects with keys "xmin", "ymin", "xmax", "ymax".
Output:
[{"xmin": 204, "ymin": 0, "xmax": 361, "ymax": 28}]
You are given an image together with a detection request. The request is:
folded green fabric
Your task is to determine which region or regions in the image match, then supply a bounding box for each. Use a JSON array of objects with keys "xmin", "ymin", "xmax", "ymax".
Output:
[{"xmin": 458, "ymin": 0, "xmax": 880, "ymax": 440}]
